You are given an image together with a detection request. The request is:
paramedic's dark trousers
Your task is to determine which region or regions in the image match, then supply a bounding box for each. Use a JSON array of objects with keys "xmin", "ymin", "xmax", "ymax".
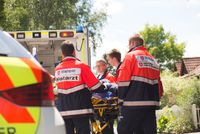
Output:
[
  {"xmin": 64, "ymin": 116, "xmax": 90, "ymax": 134},
  {"xmin": 117, "ymin": 108, "xmax": 157, "ymax": 134}
]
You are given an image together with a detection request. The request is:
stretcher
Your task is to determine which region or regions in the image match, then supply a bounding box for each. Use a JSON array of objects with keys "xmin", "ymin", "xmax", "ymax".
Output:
[{"xmin": 91, "ymin": 91, "xmax": 119, "ymax": 134}]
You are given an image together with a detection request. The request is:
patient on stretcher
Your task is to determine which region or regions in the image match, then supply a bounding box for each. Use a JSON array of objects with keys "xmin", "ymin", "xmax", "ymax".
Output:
[{"xmin": 92, "ymin": 79, "xmax": 118, "ymax": 99}]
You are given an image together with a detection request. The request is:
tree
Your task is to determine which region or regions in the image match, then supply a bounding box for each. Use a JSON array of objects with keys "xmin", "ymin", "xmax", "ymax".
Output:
[
  {"xmin": 31, "ymin": 0, "xmax": 78, "ymax": 30},
  {"xmin": 75, "ymin": 0, "xmax": 107, "ymax": 51},
  {"xmin": 140, "ymin": 24, "xmax": 185, "ymax": 70},
  {"xmin": 3, "ymin": 0, "xmax": 107, "ymax": 52},
  {"xmin": 0, "ymin": 0, "xmax": 6, "ymax": 28},
  {"xmin": 3, "ymin": 0, "xmax": 32, "ymax": 31},
  {"xmin": 31, "ymin": 0, "xmax": 107, "ymax": 51}
]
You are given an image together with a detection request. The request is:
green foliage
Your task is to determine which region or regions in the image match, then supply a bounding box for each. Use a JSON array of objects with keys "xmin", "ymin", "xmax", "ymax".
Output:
[
  {"xmin": 171, "ymin": 111, "xmax": 194, "ymax": 134},
  {"xmin": 160, "ymin": 93, "xmax": 169, "ymax": 108},
  {"xmin": 3, "ymin": 0, "xmax": 34, "ymax": 30},
  {"xmin": 140, "ymin": 24, "xmax": 185, "ymax": 70},
  {"xmin": 158, "ymin": 71, "xmax": 199, "ymax": 133},
  {"xmin": 157, "ymin": 108, "xmax": 175, "ymax": 133},
  {"xmin": 177, "ymin": 79, "xmax": 200, "ymax": 108},
  {"xmin": 161, "ymin": 70, "xmax": 200, "ymax": 108},
  {"xmin": 2, "ymin": 0, "xmax": 107, "ymax": 52},
  {"xmin": 161, "ymin": 71, "xmax": 186, "ymax": 107},
  {"xmin": 31, "ymin": 0, "xmax": 77, "ymax": 29},
  {"xmin": 86, "ymin": 11, "xmax": 107, "ymax": 52},
  {"xmin": 157, "ymin": 107, "xmax": 194, "ymax": 134},
  {"xmin": 0, "ymin": 0, "xmax": 6, "ymax": 27},
  {"xmin": 75, "ymin": 0, "xmax": 107, "ymax": 52},
  {"xmin": 157, "ymin": 114, "xmax": 170, "ymax": 132}
]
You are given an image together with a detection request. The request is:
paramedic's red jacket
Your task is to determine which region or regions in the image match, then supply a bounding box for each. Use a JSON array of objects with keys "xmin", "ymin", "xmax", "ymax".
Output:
[
  {"xmin": 115, "ymin": 62, "xmax": 122, "ymax": 81},
  {"xmin": 55, "ymin": 56, "xmax": 105, "ymax": 118},
  {"xmin": 117, "ymin": 46, "xmax": 163, "ymax": 108},
  {"xmin": 97, "ymin": 70, "xmax": 116, "ymax": 83},
  {"xmin": 105, "ymin": 72, "xmax": 116, "ymax": 83}
]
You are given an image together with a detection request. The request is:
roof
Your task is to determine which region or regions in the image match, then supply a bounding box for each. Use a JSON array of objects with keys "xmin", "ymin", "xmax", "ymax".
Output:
[
  {"xmin": 185, "ymin": 65, "xmax": 200, "ymax": 77},
  {"xmin": 182, "ymin": 57, "xmax": 200, "ymax": 73},
  {"xmin": 174, "ymin": 57, "xmax": 200, "ymax": 76}
]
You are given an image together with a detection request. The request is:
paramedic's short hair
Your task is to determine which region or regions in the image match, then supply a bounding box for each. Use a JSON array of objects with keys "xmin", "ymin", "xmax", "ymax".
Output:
[
  {"xmin": 96, "ymin": 59, "xmax": 107, "ymax": 65},
  {"xmin": 61, "ymin": 41, "xmax": 74, "ymax": 56},
  {"xmin": 107, "ymin": 49, "xmax": 121, "ymax": 62},
  {"xmin": 129, "ymin": 34, "xmax": 144, "ymax": 46}
]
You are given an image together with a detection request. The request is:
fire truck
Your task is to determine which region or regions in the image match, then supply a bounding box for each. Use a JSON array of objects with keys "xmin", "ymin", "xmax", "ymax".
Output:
[{"xmin": 8, "ymin": 27, "xmax": 91, "ymax": 74}]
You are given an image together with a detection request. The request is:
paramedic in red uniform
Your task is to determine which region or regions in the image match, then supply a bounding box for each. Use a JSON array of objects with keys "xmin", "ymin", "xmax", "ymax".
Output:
[
  {"xmin": 95, "ymin": 59, "xmax": 116, "ymax": 83},
  {"xmin": 55, "ymin": 41, "xmax": 106, "ymax": 134},
  {"xmin": 106, "ymin": 49, "xmax": 122, "ymax": 79},
  {"xmin": 117, "ymin": 34, "xmax": 163, "ymax": 134}
]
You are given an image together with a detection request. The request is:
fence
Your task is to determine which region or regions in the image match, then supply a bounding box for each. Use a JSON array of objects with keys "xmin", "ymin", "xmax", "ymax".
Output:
[{"xmin": 192, "ymin": 104, "xmax": 200, "ymax": 129}]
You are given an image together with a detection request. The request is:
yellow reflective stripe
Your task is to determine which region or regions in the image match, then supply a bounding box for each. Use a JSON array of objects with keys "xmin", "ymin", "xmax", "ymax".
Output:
[
  {"xmin": 81, "ymin": 38, "xmax": 85, "ymax": 62},
  {"xmin": 0, "ymin": 58, "xmax": 37, "ymax": 87},
  {"xmin": 0, "ymin": 107, "xmax": 40, "ymax": 134}
]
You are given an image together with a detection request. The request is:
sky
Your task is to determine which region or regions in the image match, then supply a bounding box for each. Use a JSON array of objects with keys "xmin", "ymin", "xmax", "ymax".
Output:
[{"xmin": 91, "ymin": 0, "xmax": 200, "ymax": 64}]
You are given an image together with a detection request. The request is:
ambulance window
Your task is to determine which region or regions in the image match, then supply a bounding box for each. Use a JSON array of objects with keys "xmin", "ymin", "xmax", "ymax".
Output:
[{"xmin": 0, "ymin": 31, "xmax": 32, "ymax": 58}]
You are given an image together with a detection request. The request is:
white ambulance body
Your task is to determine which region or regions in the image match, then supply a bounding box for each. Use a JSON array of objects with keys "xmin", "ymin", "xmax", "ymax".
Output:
[{"xmin": 8, "ymin": 28, "xmax": 91, "ymax": 74}]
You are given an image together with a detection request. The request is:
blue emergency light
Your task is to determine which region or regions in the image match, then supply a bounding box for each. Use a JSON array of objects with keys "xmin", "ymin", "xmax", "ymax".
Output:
[{"xmin": 76, "ymin": 25, "xmax": 84, "ymax": 33}]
